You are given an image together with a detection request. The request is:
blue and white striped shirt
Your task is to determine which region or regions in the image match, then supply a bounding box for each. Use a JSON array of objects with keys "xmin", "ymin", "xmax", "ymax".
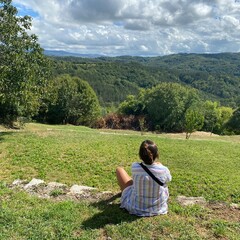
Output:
[{"xmin": 120, "ymin": 162, "xmax": 172, "ymax": 216}]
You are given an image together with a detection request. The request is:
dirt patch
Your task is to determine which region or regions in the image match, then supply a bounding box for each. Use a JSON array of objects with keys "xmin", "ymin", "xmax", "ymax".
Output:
[
  {"xmin": 177, "ymin": 196, "xmax": 240, "ymax": 223},
  {"xmin": 177, "ymin": 195, "xmax": 207, "ymax": 206},
  {"xmin": 191, "ymin": 131, "xmax": 219, "ymax": 137},
  {"xmin": 207, "ymin": 202, "xmax": 240, "ymax": 222},
  {"xmin": 165, "ymin": 131, "xmax": 219, "ymax": 139}
]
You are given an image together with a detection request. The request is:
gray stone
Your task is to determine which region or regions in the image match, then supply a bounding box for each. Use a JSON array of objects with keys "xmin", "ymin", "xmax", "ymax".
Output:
[
  {"xmin": 101, "ymin": 191, "xmax": 113, "ymax": 194},
  {"xmin": 24, "ymin": 178, "xmax": 45, "ymax": 190},
  {"xmin": 69, "ymin": 185, "xmax": 96, "ymax": 195},
  {"xmin": 177, "ymin": 195, "xmax": 207, "ymax": 206},
  {"xmin": 12, "ymin": 179, "xmax": 27, "ymax": 187},
  {"xmin": 230, "ymin": 203, "xmax": 239, "ymax": 209}
]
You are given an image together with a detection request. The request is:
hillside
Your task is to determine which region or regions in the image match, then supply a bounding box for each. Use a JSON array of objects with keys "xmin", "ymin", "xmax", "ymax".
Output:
[
  {"xmin": 51, "ymin": 52, "xmax": 240, "ymax": 107},
  {"xmin": 0, "ymin": 123, "xmax": 239, "ymax": 239}
]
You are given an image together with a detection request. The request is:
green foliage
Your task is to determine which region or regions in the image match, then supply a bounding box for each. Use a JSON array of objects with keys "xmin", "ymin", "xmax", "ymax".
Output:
[
  {"xmin": 202, "ymin": 101, "xmax": 221, "ymax": 134},
  {"xmin": 45, "ymin": 74, "xmax": 101, "ymax": 126},
  {"xmin": 0, "ymin": 0, "xmax": 51, "ymax": 126},
  {"xmin": 117, "ymin": 85, "xmax": 234, "ymax": 134},
  {"xmin": 118, "ymin": 90, "xmax": 146, "ymax": 116},
  {"xmin": 117, "ymin": 83, "xmax": 201, "ymax": 132},
  {"xmin": 145, "ymin": 83, "xmax": 200, "ymax": 132},
  {"xmin": 215, "ymin": 106, "xmax": 233, "ymax": 134},
  {"xmin": 226, "ymin": 107, "xmax": 240, "ymax": 134},
  {"xmin": 49, "ymin": 189, "xmax": 65, "ymax": 197},
  {"xmin": 52, "ymin": 53, "xmax": 240, "ymax": 108},
  {"xmin": 52, "ymin": 60, "xmax": 144, "ymax": 105},
  {"xmin": 185, "ymin": 107, "xmax": 204, "ymax": 139}
]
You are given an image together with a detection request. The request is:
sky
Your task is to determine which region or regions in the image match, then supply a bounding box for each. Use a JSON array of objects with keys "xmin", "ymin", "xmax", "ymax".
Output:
[{"xmin": 12, "ymin": 0, "xmax": 240, "ymax": 56}]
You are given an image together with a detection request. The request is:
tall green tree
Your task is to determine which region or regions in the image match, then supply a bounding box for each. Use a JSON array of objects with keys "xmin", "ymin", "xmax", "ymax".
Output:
[
  {"xmin": 202, "ymin": 101, "xmax": 221, "ymax": 134},
  {"xmin": 215, "ymin": 106, "xmax": 233, "ymax": 134},
  {"xmin": 0, "ymin": 0, "xmax": 51, "ymax": 126},
  {"xmin": 184, "ymin": 106, "xmax": 204, "ymax": 139},
  {"xmin": 46, "ymin": 75, "xmax": 101, "ymax": 126},
  {"xmin": 145, "ymin": 83, "xmax": 200, "ymax": 132}
]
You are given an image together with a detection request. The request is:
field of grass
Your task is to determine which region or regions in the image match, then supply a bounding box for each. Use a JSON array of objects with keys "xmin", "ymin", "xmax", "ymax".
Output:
[{"xmin": 0, "ymin": 123, "xmax": 239, "ymax": 239}]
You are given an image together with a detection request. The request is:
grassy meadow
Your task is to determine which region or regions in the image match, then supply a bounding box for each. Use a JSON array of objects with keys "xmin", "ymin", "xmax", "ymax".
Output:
[{"xmin": 0, "ymin": 123, "xmax": 239, "ymax": 239}]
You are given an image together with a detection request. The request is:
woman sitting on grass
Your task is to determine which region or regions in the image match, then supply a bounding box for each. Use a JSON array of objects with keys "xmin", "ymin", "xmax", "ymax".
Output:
[{"xmin": 116, "ymin": 140, "xmax": 172, "ymax": 216}]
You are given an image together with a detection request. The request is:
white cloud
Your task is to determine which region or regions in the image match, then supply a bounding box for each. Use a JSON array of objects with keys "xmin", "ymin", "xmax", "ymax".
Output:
[{"xmin": 12, "ymin": 0, "xmax": 240, "ymax": 56}]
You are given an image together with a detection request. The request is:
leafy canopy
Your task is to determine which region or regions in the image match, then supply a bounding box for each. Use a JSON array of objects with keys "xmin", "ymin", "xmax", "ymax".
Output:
[
  {"xmin": 185, "ymin": 106, "xmax": 204, "ymax": 139},
  {"xmin": 0, "ymin": 0, "xmax": 51, "ymax": 125},
  {"xmin": 118, "ymin": 82, "xmax": 201, "ymax": 132},
  {"xmin": 46, "ymin": 74, "xmax": 101, "ymax": 126},
  {"xmin": 145, "ymin": 83, "xmax": 200, "ymax": 132},
  {"xmin": 226, "ymin": 107, "xmax": 240, "ymax": 134}
]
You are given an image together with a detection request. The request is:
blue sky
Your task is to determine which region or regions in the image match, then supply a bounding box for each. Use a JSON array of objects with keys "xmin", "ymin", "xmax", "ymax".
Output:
[
  {"xmin": 12, "ymin": 0, "xmax": 240, "ymax": 56},
  {"xmin": 13, "ymin": 3, "xmax": 39, "ymax": 18}
]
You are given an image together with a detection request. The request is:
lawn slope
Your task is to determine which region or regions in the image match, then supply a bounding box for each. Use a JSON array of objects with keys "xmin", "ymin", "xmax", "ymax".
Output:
[{"xmin": 0, "ymin": 124, "xmax": 239, "ymax": 239}]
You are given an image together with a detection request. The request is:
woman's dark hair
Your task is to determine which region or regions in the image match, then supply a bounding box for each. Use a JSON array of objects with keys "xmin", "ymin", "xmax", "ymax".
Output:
[{"xmin": 139, "ymin": 140, "xmax": 159, "ymax": 165}]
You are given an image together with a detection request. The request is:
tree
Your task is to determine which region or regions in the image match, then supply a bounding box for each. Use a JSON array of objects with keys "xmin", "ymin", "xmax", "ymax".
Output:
[
  {"xmin": 202, "ymin": 101, "xmax": 221, "ymax": 134},
  {"xmin": 145, "ymin": 83, "xmax": 200, "ymax": 132},
  {"xmin": 117, "ymin": 89, "xmax": 146, "ymax": 116},
  {"xmin": 0, "ymin": 0, "xmax": 51, "ymax": 126},
  {"xmin": 184, "ymin": 107, "xmax": 204, "ymax": 139},
  {"xmin": 215, "ymin": 106, "xmax": 233, "ymax": 134},
  {"xmin": 46, "ymin": 75, "xmax": 101, "ymax": 126}
]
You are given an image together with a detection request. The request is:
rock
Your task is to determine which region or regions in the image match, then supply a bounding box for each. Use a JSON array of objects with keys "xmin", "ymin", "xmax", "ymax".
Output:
[
  {"xmin": 24, "ymin": 178, "xmax": 45, "ymax": 190},
  {"xmin": 101, "ymin": 191, "xmax": 113, "ymax": 194},
  {"xmin": 177, "ymin": 195, "xmax": 207, "ymax": 206},
  {"xmin": 10, "ymin": 179, "xmax": 119, "ymax": 203},
  {"xmin": 230, "ymin": 203, "xmax": 239, "ymax": 209},
  {"xmin": 69, "ymin": 185, "xmax": 96, "ymax": 195},
  {"xmin": 12, "ymin": 179, "xmax": 27, "ymax": 187}
]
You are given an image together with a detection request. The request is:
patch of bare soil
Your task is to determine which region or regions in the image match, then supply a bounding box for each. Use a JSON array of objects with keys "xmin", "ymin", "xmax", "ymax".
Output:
[
  {"xmin": 177, "ymin": 196, "xmax": 240, "ymax": 222},
  {"xmin": 192, "ymin": 131, "xmax": 219, "ymax": 137},
  {"xmin": 166, "ymin": 131, "xmax": 219, "ymax": 139},
  {"xmin": 207, "ymin": 202, "xmax": 240, "ymax": 222}
]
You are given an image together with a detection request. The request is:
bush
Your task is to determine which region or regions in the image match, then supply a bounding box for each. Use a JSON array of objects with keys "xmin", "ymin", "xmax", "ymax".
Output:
[{"xmin": 99, "ymin": 114, "xmax": 140, "ymax": 130}]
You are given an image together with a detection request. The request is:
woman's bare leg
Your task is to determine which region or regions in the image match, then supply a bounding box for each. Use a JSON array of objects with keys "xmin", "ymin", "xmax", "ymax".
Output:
[{"xmin": 116, "ymin": 167, "xmax": 133, "ymax": 191}]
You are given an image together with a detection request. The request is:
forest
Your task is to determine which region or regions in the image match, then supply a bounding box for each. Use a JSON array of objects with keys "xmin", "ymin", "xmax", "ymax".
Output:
[{"xmin": 51, "ymin": 53, "xmax": 240, "ymax": 108}]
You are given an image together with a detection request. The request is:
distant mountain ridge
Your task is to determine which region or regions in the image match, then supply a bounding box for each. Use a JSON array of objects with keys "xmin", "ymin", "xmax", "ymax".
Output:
[{"xmin": 44, "ymin": 50, "xmax": 103, "ymax": 58}]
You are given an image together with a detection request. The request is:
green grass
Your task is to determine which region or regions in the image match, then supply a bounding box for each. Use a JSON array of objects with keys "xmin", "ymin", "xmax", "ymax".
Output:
[{"xmin": 0, "ymin": 123, "xmax": 240, "ymax": 239}]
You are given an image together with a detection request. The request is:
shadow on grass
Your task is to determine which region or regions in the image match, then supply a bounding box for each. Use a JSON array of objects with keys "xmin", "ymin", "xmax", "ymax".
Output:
[
  {"xmin": 81, "ymin": 193, "xmax": 139, "ymax": 229},
  {"xmin": 0, "ymin": 131, "xmax": 17, "ymax": 141}
]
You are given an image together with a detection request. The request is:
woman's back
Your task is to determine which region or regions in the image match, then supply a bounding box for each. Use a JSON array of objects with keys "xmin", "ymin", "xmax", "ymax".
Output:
[{"xmin": 120, "ymin": 162, "xmax": 171, "ymax": 216}]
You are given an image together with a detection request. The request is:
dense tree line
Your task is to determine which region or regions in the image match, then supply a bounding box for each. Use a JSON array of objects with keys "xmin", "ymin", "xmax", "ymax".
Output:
[{"xmin": 110, "ymin": 83, "xmax": 235, "ymax": 136}]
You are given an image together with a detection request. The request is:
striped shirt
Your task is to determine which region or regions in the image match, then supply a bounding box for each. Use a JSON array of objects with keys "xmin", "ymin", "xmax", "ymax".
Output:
[{"xmin": 120, "ymin": 162, "xmax": 172, "ymax": 216}]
